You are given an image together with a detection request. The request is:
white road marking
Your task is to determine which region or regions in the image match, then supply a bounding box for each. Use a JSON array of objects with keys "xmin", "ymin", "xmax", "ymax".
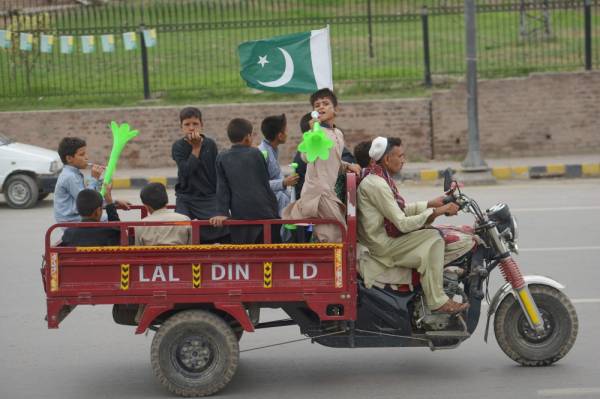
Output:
[
  {"xmin": 519, "ymin": 246, "xmax": 600, "ymax": 252},
  {"xmin": 513, "ymin": 206, "xmax": 600, "ymax": 212},
  {"xmin": 480, "ymin": 298, "xmax": 600, "ymax": 307},
  {"xmin": 538, "ymin": 388, "xmax": 600, "ymax": 397},
  {"xmin": 572, "ymin": 298, "xmax": 600, "ymax": 304}
]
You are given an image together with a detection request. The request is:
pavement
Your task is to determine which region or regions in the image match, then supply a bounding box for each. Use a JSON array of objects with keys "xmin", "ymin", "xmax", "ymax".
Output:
[{"xmin": 110, "ymin": 153, "xmax": 600, "ymax": 189}]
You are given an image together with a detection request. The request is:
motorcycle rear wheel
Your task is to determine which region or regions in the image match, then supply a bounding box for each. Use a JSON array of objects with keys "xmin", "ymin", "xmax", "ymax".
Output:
[{"xmin": 494, "ymin": 285, "xmax": 578, "ymax": 366}]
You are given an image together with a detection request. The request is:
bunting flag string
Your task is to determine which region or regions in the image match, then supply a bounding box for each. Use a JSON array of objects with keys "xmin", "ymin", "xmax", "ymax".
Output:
[
  {"xmin": 0, "ymin": 28, "xmax": 158, "ymax": 54},
  {"xmin": 40, "ymin": 33, "xmax": 54, "ymax": 53},
  {"xmin": 0, "ymin": 30, "xmax": 11, "ymax": 49}
]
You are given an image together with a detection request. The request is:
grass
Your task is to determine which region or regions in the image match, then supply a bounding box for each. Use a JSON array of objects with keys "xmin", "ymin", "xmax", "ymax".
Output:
[{"xmin": 0, "ymin": 0, "xmax": 598, "ymax": 110}]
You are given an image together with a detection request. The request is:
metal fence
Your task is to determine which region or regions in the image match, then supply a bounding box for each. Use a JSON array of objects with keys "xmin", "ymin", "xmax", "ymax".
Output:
[{"xmin": 1, "ymin": 0, "xmax": 598, "ymax": 99}]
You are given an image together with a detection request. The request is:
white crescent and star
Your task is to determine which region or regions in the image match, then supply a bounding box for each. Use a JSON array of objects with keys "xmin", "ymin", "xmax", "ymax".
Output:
[
  {"xmin": 257, "ymin": 55, "xmax": 269, "ymax": 67},
  {"xmin": 257, "ymin": 47, "xmax": 294, "ymax": 88}
]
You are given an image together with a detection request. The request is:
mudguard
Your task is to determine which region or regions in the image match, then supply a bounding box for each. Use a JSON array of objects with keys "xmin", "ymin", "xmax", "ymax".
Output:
[{"xmin": 483, "ymin": 275, "xmax": 565, "ymax": 342}]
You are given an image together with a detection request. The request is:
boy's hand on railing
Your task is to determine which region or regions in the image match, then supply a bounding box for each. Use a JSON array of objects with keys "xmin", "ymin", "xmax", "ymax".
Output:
[
  {"xmin": 346, "ymin": 163, "xmax": 361, "ymax": 175},
  {"xmin": 114, "ymin": 199, "xmax": 132, "ymax": 210},
  {"xmin": 209, "ymin": 215, "xmax": 228, "ymax": 227}
]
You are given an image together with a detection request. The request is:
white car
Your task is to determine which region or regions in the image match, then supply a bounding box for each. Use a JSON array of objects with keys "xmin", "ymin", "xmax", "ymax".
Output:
[{"xmin": 0, "ymin": 133, "xmax": 63, "ymax": 209}]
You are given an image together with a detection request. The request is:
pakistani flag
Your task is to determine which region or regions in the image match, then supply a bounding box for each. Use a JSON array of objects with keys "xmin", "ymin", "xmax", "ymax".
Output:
[{"xmin": 238, "ymin": 26, "xmax": 332, "ymax": 93}]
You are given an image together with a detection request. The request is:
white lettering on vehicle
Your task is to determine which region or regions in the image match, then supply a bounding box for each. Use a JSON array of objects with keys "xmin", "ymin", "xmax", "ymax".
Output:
[
  {"xmin": 211, "ymin": 263, "xmax": 250, "ymax": 281},
  {"xmin": 139, "ymin": 265, "xmax": 180, "ymax": 282},
  {"xmin": 289, "ymin": 263, "xmax": 318, "ymax": 280}
]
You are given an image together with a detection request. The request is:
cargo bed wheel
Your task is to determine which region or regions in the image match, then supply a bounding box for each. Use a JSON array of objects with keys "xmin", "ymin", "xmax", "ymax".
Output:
[{"xmin": 151, "ymin": 310, "xmax": 239, "ymax": 397}]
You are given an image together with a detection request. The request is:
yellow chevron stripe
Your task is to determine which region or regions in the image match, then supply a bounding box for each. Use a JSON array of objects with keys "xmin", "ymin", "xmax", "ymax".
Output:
[
  {"xmin": 263, "ymin": 261, "xmax": 273, "ymax": 288},
  {"xmin": 120, "ymin": 264, "xmax": 130, "ymax": 290},
  {"xmin": 192, "ymin": 264, "xmax": 201, "ymax": 288}
]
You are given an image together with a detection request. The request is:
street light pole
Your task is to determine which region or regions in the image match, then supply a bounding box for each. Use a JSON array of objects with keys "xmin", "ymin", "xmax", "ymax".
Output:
[{"xmin": 462, "ymin": 0, "xmax": 488, "ymax": 171}]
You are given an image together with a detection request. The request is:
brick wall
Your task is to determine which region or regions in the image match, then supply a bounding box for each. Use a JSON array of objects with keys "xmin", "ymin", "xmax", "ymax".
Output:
[
  {"xmin": 0, "ymin": 71, "xmax": 598, "ymax": 168},
  {"xmin": 432, "ymin": 71, "xmax": 600, "ymax": 159},
  {"xmin": 0, "ymin": 99, "xmax": 431, "ymax": 168}
]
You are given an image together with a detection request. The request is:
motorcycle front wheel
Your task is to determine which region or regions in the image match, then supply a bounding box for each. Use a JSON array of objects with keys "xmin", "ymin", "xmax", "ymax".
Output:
[{"xmin": 494, "ymin": 284, "xmax": 578, "ymax": 366}]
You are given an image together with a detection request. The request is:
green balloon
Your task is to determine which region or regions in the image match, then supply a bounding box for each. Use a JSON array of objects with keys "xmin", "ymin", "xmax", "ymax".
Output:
[
  {"xmin": 297, "ymin": 121, "xmax": 334, "ymax": 163},
  {"xmin": 100, "ymin": 121, "xmax": 139, "ymax": 196}
]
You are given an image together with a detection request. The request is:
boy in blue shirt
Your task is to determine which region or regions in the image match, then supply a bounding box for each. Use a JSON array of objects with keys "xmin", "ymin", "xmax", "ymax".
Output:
[
  {"xmin": 258, "ymin": 114, "xmax": 299, "ymax": 215},
  {"xmin": 54, "ymin": 137, "xmax": 128, "ymax": 222}
]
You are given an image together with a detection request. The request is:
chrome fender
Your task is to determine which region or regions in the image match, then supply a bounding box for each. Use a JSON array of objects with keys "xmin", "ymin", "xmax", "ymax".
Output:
[{"xmin": 483, "ymin": 275, "xmax": 565, "ymax": 342}]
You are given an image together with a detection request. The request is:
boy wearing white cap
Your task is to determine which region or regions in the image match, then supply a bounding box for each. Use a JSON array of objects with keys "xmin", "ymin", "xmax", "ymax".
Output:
[{"xmin": 357, "ymin": 136, "xmax": 469, "ymax": 314}]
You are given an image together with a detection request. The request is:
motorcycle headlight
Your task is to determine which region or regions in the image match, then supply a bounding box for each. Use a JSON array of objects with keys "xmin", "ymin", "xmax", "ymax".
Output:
[
  {"xmin": 49, "ymin": 160, "xmax": 62, "ymax": 173},
  {"xmin": 487, "ymin": 203, "xmax": 515, "ymax": 241}
]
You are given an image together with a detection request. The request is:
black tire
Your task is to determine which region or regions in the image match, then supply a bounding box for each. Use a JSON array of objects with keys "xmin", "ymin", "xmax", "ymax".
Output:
[
  {"xmin": 494, "ymin": 285, "xmax": 578, "ymax": 366},
  {"xmin": 151, "ymin": 310, "xmax": 239, "ymax": 397},
  {"xmin": 230, "ymin": 320, "xmax": 244, "ymax": 342},
  {"xmin": 4, "ymin": 174, "xmax": 39, "ymax": 209},
  {"xmin": 38, "ymin": 192, "xmax": 50, "ymax": 201},
  {"xmin": 112, "ymin": 304, "xmax": 139, "ymax": 326}
]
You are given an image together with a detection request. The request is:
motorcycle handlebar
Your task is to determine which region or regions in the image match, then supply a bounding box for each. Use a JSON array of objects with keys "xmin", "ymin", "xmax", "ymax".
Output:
[{"xmin": 442, "ymin": 194, "xmax": 455, "ymax": 205}]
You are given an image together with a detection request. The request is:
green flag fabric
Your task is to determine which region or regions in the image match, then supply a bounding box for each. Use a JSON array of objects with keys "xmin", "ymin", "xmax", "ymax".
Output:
[{"xmin": 238, "ymin": 26, "xmax": 332, "ymax": 93}]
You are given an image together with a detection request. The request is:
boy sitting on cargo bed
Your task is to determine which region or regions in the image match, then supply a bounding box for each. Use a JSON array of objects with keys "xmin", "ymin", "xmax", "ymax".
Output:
[
  {"xmin": 61, "ymin": 185, "xmax": 121, "ymax": 247},
  {"xmin": 135, "ymin": 183, "xmax": 191, "ymax": 246}
]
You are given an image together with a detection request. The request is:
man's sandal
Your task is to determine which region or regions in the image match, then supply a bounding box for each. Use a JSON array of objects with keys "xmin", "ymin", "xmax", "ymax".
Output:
[{"xmin": 433, "ymin": 299, "xmax": 470, "ymax": 314}]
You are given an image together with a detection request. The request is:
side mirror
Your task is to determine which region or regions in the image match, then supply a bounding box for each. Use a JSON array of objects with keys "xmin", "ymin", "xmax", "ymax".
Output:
[{"xmin": 443, "ymin": 168, "xmax": 453, "ymax": 192}]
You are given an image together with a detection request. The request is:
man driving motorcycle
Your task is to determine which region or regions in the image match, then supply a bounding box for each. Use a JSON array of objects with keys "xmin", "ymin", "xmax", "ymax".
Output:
[{"xmin": 356, "ymin": 136, "xmax": 469, "ymax": 314}]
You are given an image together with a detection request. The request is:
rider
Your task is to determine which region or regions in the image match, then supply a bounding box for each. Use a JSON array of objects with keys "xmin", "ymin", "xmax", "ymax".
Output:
[{"xmin": 356, "ymin": 136, "xmax": 469, "ymax": 314}]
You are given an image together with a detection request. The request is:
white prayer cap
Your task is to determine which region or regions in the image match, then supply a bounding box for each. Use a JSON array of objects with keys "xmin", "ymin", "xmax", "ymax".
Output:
[{"xmin": 369, "ymin": 136, "xmax": 388, "ymax": 161}]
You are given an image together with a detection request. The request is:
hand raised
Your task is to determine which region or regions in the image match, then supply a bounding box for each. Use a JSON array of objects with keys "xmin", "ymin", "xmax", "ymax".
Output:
[
  {"xmin": 283, "ymin": 174, "xmax": 300, "ymax": 187},
  {"xmin": 91, "ymin": 164, "xmax": 105, "ymax": 179}
]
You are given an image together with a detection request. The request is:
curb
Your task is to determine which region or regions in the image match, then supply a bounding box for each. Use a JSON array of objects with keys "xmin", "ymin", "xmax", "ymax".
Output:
[
  {"xmin": 111, "ymin": 163, "xmax": 600, "ymax": 189},
  {"xmin": 403, "ymin": 163, "xmax": 600, "ymax": 182}
]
